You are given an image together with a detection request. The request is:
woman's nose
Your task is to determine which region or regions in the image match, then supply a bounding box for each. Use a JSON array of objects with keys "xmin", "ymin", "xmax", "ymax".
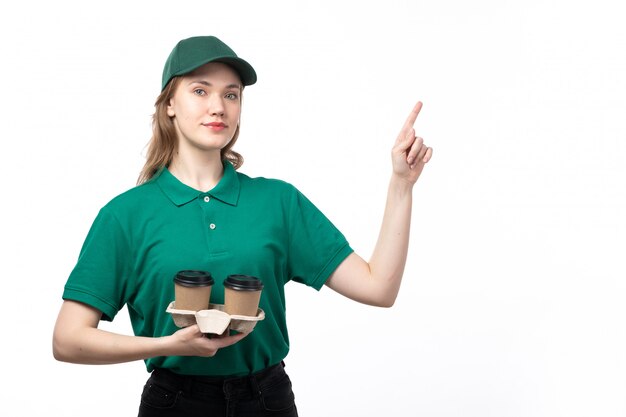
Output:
[{"xmin": 208, "ymin": 95, "xmax": 225, "ymax": 116}]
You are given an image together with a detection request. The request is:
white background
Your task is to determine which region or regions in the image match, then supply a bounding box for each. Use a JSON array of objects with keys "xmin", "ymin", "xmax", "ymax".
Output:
[{"xmin": 1, "ymin": 1, "xmax": 625, "ymax": 416}]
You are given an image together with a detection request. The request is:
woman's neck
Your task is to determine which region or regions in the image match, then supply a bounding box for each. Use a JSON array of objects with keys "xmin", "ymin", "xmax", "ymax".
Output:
[{"xmin": 168, "ymin": 150, "xmax": 224, "ymax": 192}]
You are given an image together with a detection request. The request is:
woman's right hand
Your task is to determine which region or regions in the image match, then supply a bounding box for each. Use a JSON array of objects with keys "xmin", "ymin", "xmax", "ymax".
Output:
[{"xmin": 169, "ymin": 325, "xmax": 248, "ymax": 357}]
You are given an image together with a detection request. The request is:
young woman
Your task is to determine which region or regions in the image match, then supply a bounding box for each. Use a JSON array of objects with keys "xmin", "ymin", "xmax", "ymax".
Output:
[{"xmin": 53, "ymin": 35, "xmax": 432, "ymax": 417}]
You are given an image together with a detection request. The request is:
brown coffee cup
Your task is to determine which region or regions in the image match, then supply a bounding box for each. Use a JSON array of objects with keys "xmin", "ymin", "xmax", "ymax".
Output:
[
  {"xmin": 173, "ymin": 270, "xmax": 214, "ymax": 312},
  {"xmin": 223, "ymin": 275, "xmax": 263, "ymax": 317}
]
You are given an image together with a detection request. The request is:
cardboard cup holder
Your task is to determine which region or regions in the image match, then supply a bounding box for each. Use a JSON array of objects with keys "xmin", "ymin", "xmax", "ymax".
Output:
[{"xmin": 166, "ymin": 301, "xmax": 265, "ymax": 334}]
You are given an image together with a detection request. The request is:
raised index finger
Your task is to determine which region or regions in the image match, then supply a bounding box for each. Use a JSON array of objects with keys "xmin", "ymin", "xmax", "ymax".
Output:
[{"xmin": 402, "ymin": 101, "xmax": 423, "ymax": 132}]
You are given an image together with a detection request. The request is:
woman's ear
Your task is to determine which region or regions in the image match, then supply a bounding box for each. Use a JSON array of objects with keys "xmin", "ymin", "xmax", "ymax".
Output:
[{"xmin": 166, "ymin": 98, "xmax": 175, "ymax": 117}]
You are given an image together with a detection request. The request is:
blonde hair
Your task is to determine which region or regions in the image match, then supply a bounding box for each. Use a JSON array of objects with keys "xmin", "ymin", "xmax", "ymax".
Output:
[{"xmin": 137, "ymin": 76, "xmax": 244, "ymax": 185}]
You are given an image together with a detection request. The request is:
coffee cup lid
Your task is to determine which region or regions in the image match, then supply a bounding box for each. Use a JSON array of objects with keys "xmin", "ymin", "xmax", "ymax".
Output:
[
  {"xmin": 224, "ymin": 275, "xmax": 264, "ymax": 291},
  {"xmin": 173, "ymin": 270, "xmax": 214, "ymax": 287}
]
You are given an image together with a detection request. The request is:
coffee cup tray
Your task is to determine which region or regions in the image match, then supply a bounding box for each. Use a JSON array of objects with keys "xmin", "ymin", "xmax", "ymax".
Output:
[{"xmin": 166, "ymin": 302, "xmax": 265, "ymax": 334}]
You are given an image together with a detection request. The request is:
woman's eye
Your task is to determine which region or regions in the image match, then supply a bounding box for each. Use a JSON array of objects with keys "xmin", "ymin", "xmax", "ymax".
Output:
[
  {"xmin": 225, "ymin": 93, "xmax": 238, "ymax": 100},
  {"xmin": 194, "ymin": 89, "xmax": 206, "ymax": 96}
]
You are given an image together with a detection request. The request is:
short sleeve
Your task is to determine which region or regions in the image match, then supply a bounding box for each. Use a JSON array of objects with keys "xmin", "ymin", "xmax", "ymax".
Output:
[
  {"xmin": 62, "ymin": 206, "xmax": 133, "ymax": 321},
  {"xmin": 286, "ymin": 187, "xmax": 353, "ymax": 290}
]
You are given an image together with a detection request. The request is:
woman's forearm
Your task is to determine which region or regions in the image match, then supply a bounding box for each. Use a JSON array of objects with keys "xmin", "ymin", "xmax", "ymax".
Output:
[
  {"xmin": 367, "ymin": 175, "xmax": 414, "ymax": 303},
  {"xmin": 52, "ymin": 300, "xmax": 246, "ymax": 364},
  {"xmin": 54, "ymin": 328, "xmax": 174, "ymax": 365},
  {"xmin": 52, "ymin": 301, "xmax": 172, "ymax": 364}
]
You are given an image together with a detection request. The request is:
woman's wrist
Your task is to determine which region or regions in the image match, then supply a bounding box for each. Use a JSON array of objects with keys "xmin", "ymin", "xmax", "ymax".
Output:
[
  {"xmin": 389, "ymin": 172, "xmax": 416, "ymax": 197},
  {"xmin": 151, "ymin": 334, "xmax": 176, "ymax": 358}
]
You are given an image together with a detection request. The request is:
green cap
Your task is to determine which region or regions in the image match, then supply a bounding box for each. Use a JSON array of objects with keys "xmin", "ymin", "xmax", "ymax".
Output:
[{"xmin": 161, "ymin": 36, "xmax": 257, "ymax": 91}]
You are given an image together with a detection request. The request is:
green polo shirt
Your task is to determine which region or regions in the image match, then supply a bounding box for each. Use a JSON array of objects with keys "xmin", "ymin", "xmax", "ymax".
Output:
[{"xmin": 63, "ymin": 161, "xmax": 353, "ymax": 376}]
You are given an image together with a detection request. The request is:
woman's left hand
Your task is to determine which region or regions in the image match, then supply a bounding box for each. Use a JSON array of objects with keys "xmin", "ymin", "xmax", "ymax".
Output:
[{"xmin": 391, "ymin": 101, "xmax": 433, "ymax": 184}]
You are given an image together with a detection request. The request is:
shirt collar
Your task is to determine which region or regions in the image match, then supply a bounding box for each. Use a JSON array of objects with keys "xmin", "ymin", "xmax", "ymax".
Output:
[{"xmin": 156, "ymin": 161, "xmax": 241, "ymax": 207}]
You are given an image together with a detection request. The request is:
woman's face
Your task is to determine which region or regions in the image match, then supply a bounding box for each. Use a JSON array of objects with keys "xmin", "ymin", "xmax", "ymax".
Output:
[{"xmin": 167, "ymin": 62, "xmax": 242, "ymax": 156}]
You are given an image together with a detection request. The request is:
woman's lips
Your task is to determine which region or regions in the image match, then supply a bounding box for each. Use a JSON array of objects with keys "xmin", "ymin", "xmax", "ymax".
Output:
[{"xmin": 203, "ymin": 122, "xmax": 226, "ymax": 131}]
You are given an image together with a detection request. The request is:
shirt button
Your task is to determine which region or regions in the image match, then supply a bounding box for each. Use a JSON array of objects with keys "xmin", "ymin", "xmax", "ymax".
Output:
[
  {"xmin": 209, "ymin": 223, "xmax": 216, "ymax": 230},
  {"xmin": 203, "ymin": 196, "xmax": 210, "ymax": 203}
]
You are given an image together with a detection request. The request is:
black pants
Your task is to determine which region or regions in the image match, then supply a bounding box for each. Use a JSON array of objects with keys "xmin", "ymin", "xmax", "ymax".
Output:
[{"xmin": 137, "ymin": 361, "xmax": 298, "ymax": 417}]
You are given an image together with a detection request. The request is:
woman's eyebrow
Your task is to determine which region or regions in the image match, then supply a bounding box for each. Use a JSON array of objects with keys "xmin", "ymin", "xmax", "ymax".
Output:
[{"xmin": 188, "ymin": 80, "xmax": 242, "ymax": 90}]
